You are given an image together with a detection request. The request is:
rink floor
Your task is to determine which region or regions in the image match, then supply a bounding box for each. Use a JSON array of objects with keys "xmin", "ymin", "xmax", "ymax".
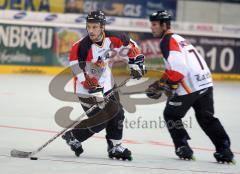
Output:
[{"xmin": 0, "ymin": 74, "xmax": 239, "ymax": 174}]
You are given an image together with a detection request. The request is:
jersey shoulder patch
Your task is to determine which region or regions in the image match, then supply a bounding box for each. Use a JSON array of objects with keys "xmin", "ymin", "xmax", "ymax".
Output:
[
  {"xmin": 105, "ymin": 31, "xmax": 130, "ymax": 47},
  {"xmin": 160, "ymin": 33, "xmax": 181, "ymax": 59}
]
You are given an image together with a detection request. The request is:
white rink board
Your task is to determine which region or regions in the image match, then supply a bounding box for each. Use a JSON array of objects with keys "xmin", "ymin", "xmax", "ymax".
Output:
[{"xmin": 0, "ymin": 74, "xmax": 239, "ymax": 174}]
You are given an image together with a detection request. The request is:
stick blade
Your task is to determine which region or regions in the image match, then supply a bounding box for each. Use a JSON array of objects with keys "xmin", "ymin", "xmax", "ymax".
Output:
[{"xmin": 10, "ymin": 149, "xmax": 32, "ymax": 158}]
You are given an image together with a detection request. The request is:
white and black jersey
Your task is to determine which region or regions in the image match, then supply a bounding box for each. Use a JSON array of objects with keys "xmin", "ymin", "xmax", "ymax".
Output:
[
  {"xmin": 160, "ymin": 32, "xmax": 213, "ymax": 96},
  {"xmin": 68, "ymin": 31, "xmax": 142, "ymax": 95}
]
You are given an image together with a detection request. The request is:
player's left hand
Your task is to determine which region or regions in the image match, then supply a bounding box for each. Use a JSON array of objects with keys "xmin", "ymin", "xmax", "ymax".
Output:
[
  {"xmin": 129, "ymin": 55, "xmax": 146, "ymax": 80},
  {"xmin": 146, "ymin": 79, "xmax": 178, "ymax": 98},
  {"xmin": 88, "ymin": 86, "xmax": 104, "ymax": 103}
]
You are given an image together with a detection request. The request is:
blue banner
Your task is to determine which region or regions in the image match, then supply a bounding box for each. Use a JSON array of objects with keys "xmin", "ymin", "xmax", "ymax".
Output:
[
  {"xmin": 145, "ymin": 0, "xmax": 176, "ymax": 19},
  {"xmin": 64, "ymin": 0, "xmax": 177, "ymax": 19}
]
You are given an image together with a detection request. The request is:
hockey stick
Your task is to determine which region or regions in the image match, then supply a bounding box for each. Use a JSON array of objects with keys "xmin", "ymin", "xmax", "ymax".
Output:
[
  {"xmin": 10, "ymin": 105, "xmax": 97, "ymax": 158},
  {"xmin": 119, "ymin": 90, "xmax": 149, "ymax": 95},
  {"xmin": 10, "ymin": 77, "xmax": 130, "ymax": 158},
  {"xmin": 120, "ymin": 86, "xmax": 176, "ymax": 99}
]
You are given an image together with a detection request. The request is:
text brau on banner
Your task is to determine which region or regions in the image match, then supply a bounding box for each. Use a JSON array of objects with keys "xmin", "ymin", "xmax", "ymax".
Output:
[{"xmin": 0, "ymin": 25, "xmax": 53, "ymax": 50}]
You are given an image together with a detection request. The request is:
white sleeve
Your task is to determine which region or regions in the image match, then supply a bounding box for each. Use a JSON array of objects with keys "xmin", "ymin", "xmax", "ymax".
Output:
[{"xmin": 167, "ymin": 50, "xmax": 188, "ymax": 76}]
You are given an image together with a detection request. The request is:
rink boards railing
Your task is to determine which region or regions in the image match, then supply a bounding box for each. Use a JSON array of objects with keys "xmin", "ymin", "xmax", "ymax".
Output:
[{"xmin": 1, "ymin": 65, "xmax": 240, "ymax": 81}]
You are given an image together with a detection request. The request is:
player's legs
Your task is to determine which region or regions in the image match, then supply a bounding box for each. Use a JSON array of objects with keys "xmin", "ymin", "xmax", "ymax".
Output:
[
  {"xmin": 104, "ymin": 92, "xmax": 132, "ymax": 160},
  {"xmin": 192, "ymin": 87, "xmax": 234, "ymax": 162},
  {"xmin": 163, "ymin": 95, "xmax": 193, "ymax": 148},
  {"xmin": 62, "ymin": 104, "xmax": 107, "ymax": 157},
  {"xmin": 105, "ymin": 106, "xmax": 124, "ymax": 140},
  {"xmin": 163, "ymin": 93, "xmax": 197, "ymax": 159},
  {"xmin": 105, "ymin": 107, "xmax": 132, "ymax": 160},
  {"xmin": 62, "ymin": 90, "xmax": 125, "ymax": 157}
]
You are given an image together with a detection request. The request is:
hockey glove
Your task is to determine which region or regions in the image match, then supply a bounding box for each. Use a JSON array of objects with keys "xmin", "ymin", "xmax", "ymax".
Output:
[
  {"xmin": 146, "ymin": 79, "xmax": 178, "ymax": 99},
  {"xmin": 88, "ymin": 86, "xmax": 104, "ymax": 103},
  {"xmin": 146, "ymin": 86, "xmax": 163, "ymax": 99},
  {"xmin": 82, "ymin": 75, "xmax": 99, "ymax": 90},
  {"xmin": 88, "ymin": 86, "xmax": 106, "ymax": 109},
  {"xmin": 129, "ymin": 55, "xmax": 146, "ymax": 80},
  {"xmin": 82, "ymin": 75, "xmax": 105, "ymax": 105}
]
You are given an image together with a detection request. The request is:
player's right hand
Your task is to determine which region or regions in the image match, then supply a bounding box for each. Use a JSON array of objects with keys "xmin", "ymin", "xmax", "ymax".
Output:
[
  {"xmin": 83, "ymin": 75, "xmax": 99, "ymax": 90},
  {"xmin": 146, "ymin": 86, "xmax": 163, "ymax": 99},
  {"xmin": 147, "ymin": 79, "xmax": 177, "ymax": 98}
]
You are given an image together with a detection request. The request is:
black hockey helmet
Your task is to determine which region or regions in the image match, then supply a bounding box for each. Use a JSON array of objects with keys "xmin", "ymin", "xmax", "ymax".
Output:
[
  {"xmin": 149, "ymin": 10, "xmax": 171, "ymax": 23},
  {"xmin": 86, "ymin": 10, "xmax": 106, "ymax": 25}
]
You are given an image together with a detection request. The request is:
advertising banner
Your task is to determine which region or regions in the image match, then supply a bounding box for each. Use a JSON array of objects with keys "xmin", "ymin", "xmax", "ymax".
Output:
[
  {"xmin": 145, "ymin": 0, "xmax": 176, "ymax": 19},
  {"xmin": 64, "ymin": 0, "xmax": 145, "ymax": 18},
  {"xmin": 64, "ymin": 0, "xmax": 176, "ymax": 19},
  {"xmin": 54, "ymin": 27, "xmax": 86, "ymax": 66},
  {"xmin": 183, "ymin": 35, "xmax": 240, "ymax": 74},
  {"xmin": 0, "ymin": 23, "xmax": 55, "ymax": 66},
  {"xmin": 1, "ymin": 22, "xmax": 239, "ymax": 76},
  {"xmin": 0, "ymin": 0, "xmax": 64, "ymax": 13},
  {"xmin": 0, "ymin": 0, "xmax": 177, "ymax": 19},
  {"xmin": 128, "ymin": 31, "xmax": 164, "ymax": 70},
  {"xmin": 2, "ymin": 10, "xmax": 240, "ymax": 37}
]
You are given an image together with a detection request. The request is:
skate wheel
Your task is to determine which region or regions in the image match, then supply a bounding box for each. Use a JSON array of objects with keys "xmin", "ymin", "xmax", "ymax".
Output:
[
  {"xmin": 191, "ymin": 156, "xmax": 196, "ymax": 161},
  {"xmin": 217, "ymin": 160, "xmax": 236, "ymax": 165},
  {"xmin": 230, "ymin": 160, "xmax": 236, "ymax": 165},
  {"xmin": 179, "ymin": 156, "xmax": 195, "ymax": 161},
  {"xmin": 217, "ymin": 160, "xmax": 225, "ymax": 164},
  {"xmin": 127, "ymin": 156, "xmax": 133, "ymax": 161},
  {"xmin": 109, "ymin": 156, "xmax": 117, "ymax": 160},
  {"xmin": 75, "ymin": 153, "xmax": 80, "ymax": 157},
  {"xmin": 231, "ymin": 160, "xmax": 237, "ymax": 165}
]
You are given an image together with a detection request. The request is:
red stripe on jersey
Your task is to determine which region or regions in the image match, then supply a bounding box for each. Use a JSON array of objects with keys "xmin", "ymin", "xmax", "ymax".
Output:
[
  {"xmin": 86, "ymin": 47, "xmax": 93, "ymax": 62},
  {"xmin": 109, "ymin": 36, "xmax": 123, "ymax": 48},
  {"xmin": 73, "ymin": 76, "xmax": 77, "ymax": 94},
  {"xmin": 127, "ymin": 43, "xmax": 141, "ymax": 59},
  {"xmin": 169, "ymin": 37, "xmax": 180, "ymax": 52},
  {"xmin": 164, "ymin": 70, "xmax": 184, "ymax": 83},
  {"xmin": 69, "ymin": 41, "xmax": 80, "ymax": 62},
  {"xmin": 180, "ymin": 80, "xmax": 191, "ymax": 94}
]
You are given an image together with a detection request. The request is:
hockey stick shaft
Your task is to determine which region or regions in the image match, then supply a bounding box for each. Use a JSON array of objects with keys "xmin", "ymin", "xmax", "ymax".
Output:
[
  {"xmin": 31, "ymin": 78, "xmax": 130, "ymax": 156},
  {"xmin": 31, "ymin": 105, "xmax": 97, "ymax": 156},
  {"xmin": 11, "ymin": 103, "xmax": 99, "ymax": 158},
  {"xmin": 119, "ymin": 90, "xmax": 148, "ymax": 95}
]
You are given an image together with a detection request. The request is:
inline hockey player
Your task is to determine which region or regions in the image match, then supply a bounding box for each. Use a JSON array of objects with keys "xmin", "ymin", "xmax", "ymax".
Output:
[
  {"xmin": 62, "ymin": 10, "xmax": 146, "ymax": 161},
  {"xmin": 146, "ymin": 10, "xmax": 234, "ymax": 163}
]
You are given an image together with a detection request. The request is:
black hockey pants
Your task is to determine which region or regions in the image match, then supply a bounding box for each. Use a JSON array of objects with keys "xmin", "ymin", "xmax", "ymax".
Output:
[
  {"xmin": 163, "ymin": 87, "xmax": 231, "ymax": 152},
  {"xmin": 71, "ymin": 90, "xmax": 125, "ymax": 142}
]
